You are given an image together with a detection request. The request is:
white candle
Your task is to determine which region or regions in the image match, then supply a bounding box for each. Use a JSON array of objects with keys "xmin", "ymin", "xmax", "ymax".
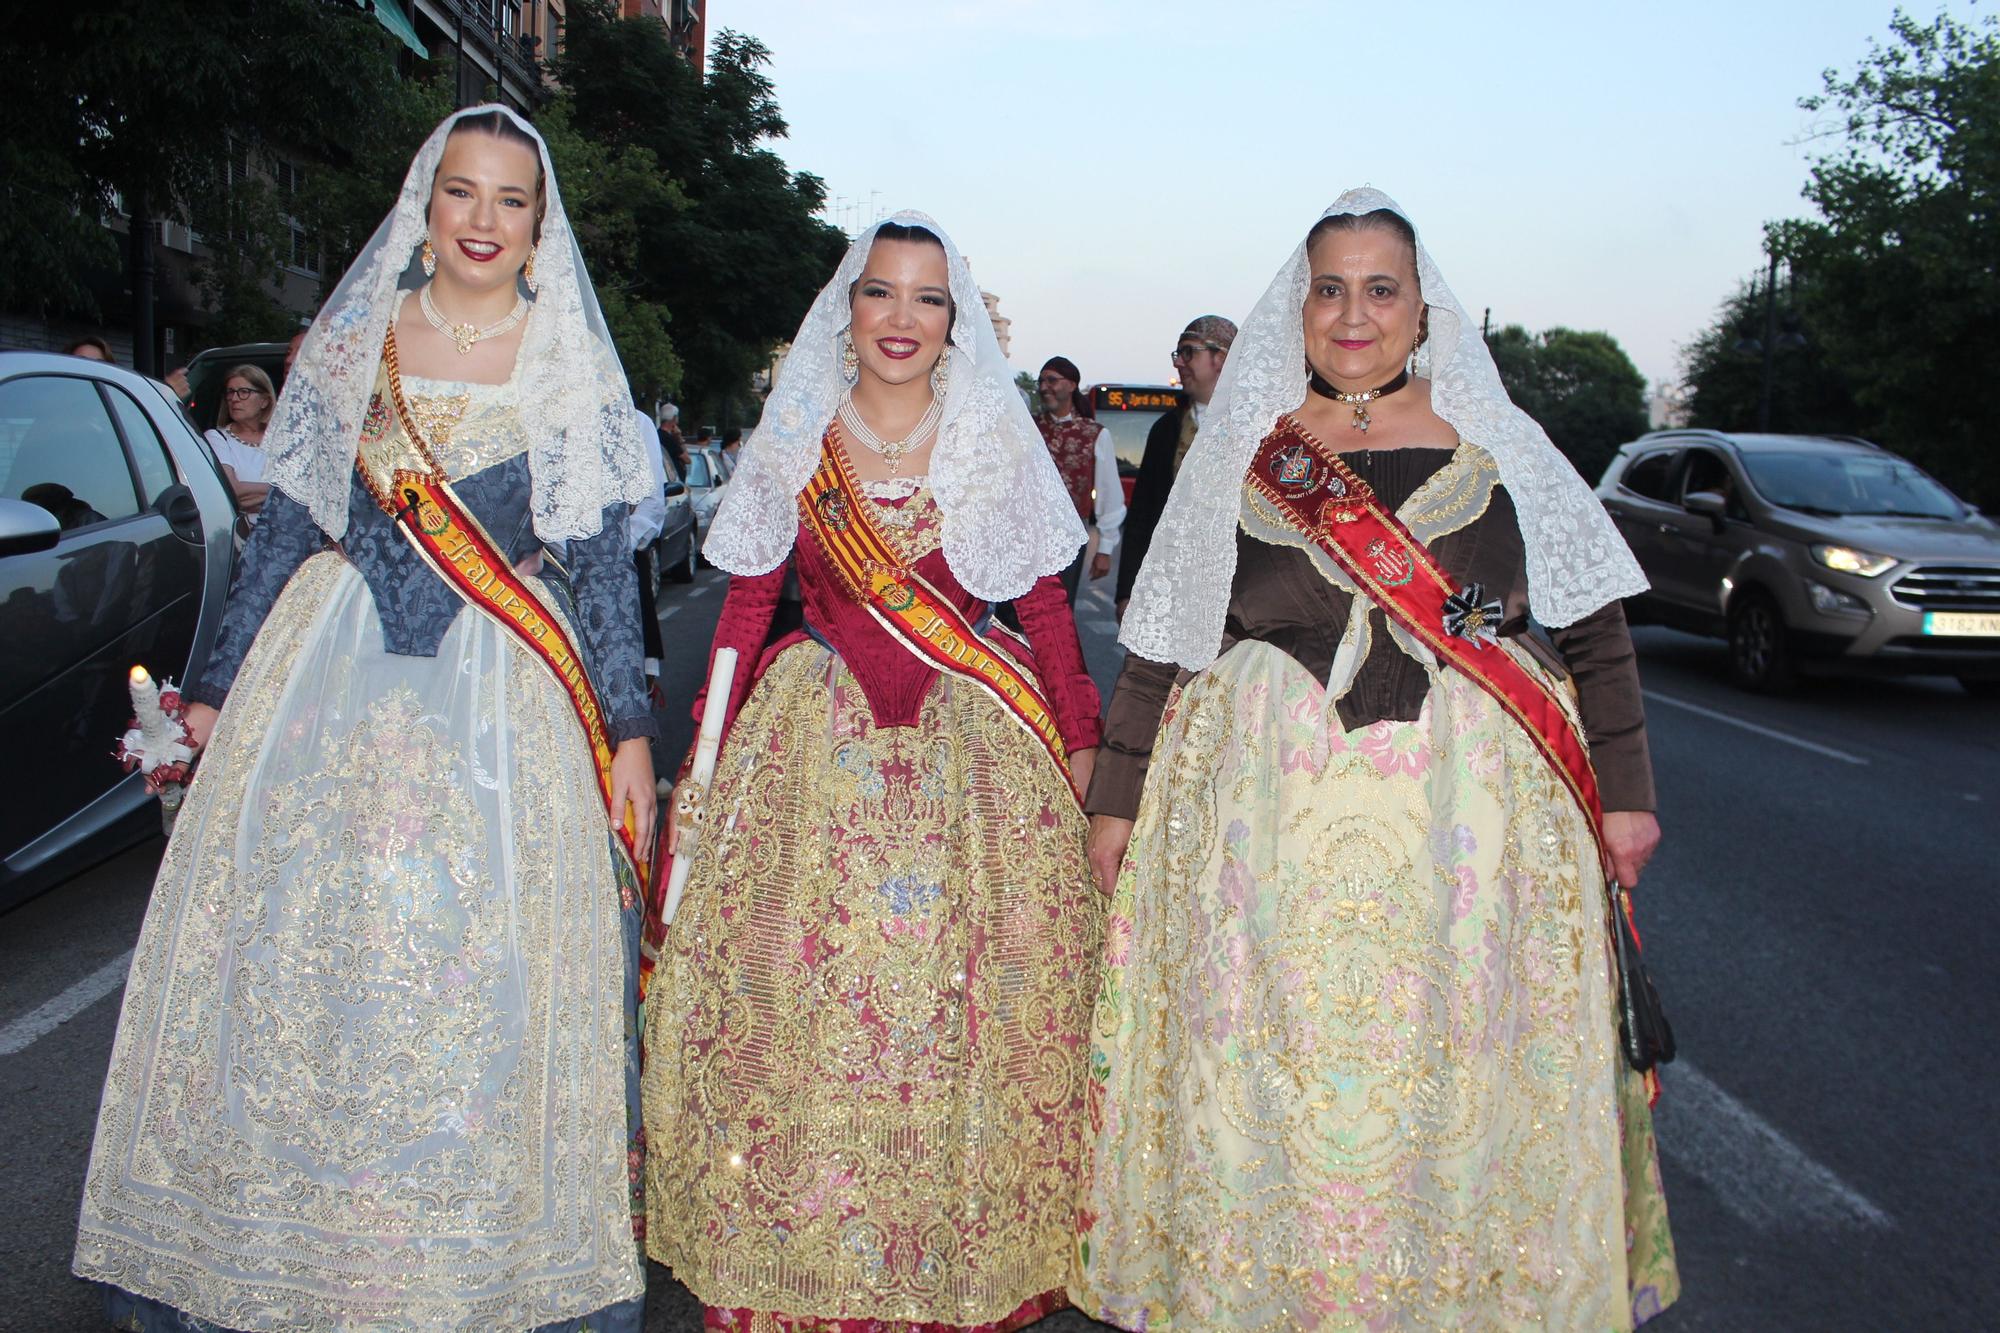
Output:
[{"xmin": 661, "ymin": 647, "xmax": 738, "ymax": 927}]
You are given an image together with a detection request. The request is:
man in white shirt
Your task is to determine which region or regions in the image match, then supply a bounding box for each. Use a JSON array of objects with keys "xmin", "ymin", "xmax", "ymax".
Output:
[{"xmin": 1033, "ymin": 355, "xmax": 1127, "ymax": 604}]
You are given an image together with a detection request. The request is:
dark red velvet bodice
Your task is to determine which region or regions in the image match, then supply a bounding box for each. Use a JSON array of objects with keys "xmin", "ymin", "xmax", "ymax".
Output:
[{"xmin": 697, "ymin": 520, "xmax": 1103, "ymax": 753}]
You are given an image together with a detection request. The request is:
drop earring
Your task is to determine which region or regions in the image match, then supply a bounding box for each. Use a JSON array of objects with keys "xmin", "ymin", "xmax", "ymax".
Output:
[
  {"xmin": 1409, "ymin": 334, "xmax": 1421, "ymax": 377},
  {"xmin": 930, "ymin": 347, "xmax": 951, "ymax": 400},
  {"xmin": 523, "ymin": 244, "xmax": 538, "ymax": 294},
  {"xmin": 840, "ymin": 329, "xmax": 859, "ymax": 384},
  {"xmin": 421, "ymin": 234, "xmax": 436, "ymax": 278}
]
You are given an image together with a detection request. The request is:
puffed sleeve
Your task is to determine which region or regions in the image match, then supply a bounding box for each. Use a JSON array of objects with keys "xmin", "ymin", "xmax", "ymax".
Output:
[
  {"xmin": 185, "ymin": 487, "xmax": 325, "ymax": 708},
  {"xmin": 692, "ymin": 563, "xmax": 788, "ymax": 745},
  {"xmin": 1011, "ymin": 572, "xmax": 1104, "ymax": 753},
  {"xmin": 569, "ymin": 501, "xmax": 658, "ymax": 742}
]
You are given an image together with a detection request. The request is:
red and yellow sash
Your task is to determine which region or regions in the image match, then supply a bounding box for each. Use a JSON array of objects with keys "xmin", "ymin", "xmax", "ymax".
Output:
[
  {"xmin": 797, "ymin": 435, "xmax": 1076, "ymax": 797},
  {"xmin": 1246, "ymin": 426, "xmax": 1605, "ymax": 844},
  {"xmin": 358, "ymin": 332, "xmax": 653, "ymax": 919}
]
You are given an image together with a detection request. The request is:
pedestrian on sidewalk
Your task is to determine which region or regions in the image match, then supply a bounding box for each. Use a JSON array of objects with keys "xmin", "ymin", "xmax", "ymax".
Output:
[
  {"xmin": 1113, "ymin": 313, "xmax": 1235, "ymax": 615},
  {"xmin": 1034, "ymin": 355, "xmax": 1125, "ymax": 603},
  {"xmin": 74, "ymin": 105, "xmax": 655, "ymax": 1333},
  {"xmin": 643, "ymin": 212, "xmax": 1103, "ymax": 1333},
  {"xmin": 204, "ymin": 364, "xmax": 275, "ymax": 527},
  {"xmin": 1074, "ymin": 189, "xmax": 1679, "ymax": 1332}
]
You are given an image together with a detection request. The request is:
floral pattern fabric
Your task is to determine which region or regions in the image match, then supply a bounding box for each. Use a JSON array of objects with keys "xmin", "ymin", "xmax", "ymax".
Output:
[
  {"xmin": 1073, "ymin": 637, "xmax": 1678, "ymax": 1331},
  {"xmin": 643, "ymin": 639, "xmax": 1101, "ymax": 1328}
]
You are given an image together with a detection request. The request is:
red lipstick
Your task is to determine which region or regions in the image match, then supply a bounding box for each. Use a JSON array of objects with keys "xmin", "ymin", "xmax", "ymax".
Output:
[
  {"xmin": 456, "ymin": 239, "xmax": 501, "ymax": 263},
  {"xmin": 876, "ymin": 338, "xmax": 919, "ymax": 361}
]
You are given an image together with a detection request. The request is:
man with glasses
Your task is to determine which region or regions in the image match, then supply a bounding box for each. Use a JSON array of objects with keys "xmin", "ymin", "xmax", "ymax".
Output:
[
  {"xmin": 1034, "ymin": 355, "xmax": 1126, "ymax": 604},
  {"xmin": 1113, "ymin": 315, "xmax": 1237, "ymax": 614}
]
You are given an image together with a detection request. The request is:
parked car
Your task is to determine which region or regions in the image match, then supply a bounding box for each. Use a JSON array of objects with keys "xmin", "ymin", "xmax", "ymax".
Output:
[
  {"xmin": 1597, "ymin": 428, "xmax": 2000, "ymax": 693},
  {"xmin": 683, "ymin": 443, "xmax": 734, "ymax": 563},
  {"xmin": 0, "ymin": 352, "xmax": 239, "ymax": 906},
  {"xmin": 651, "ymin": 456, "xmax": 698, "ymax": 585}
]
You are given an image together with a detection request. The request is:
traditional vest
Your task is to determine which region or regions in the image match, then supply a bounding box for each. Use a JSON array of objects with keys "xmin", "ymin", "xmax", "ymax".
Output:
[{"xmin": 1038, "ymin": 413, "xmax": 1099, "ymax": 521}]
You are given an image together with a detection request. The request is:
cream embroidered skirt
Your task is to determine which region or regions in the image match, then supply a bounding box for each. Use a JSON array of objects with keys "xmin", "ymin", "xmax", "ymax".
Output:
[
  {"xmin": 641, "ymin": 640, "xmax": 1101, "ymax": 1328},
  {"xmin": 1072, "ymin": 639, "xmax": 1678, "ymax": 1332},
  {"xmin": 74, "ymin": 553, "xmax": 643, "ymax": 1330}
]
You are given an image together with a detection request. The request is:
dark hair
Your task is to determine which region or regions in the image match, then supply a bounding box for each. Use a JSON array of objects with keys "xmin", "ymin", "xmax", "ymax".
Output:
[
  {"xmin": 722, "ymin": 428, "xmax": 742, "ymax": 446},
  {"xmin": 441, "ymin": 110, "xmax": 548, "ymax": 243},
  {"xmin": 64, "ymin": 335, "xmax": 112, "ymax": 359},
  {"xmin": 1305, "ymin": 208, "xmax": 1426, "ymax": 340},
  {"xmin": 852, "ymin": 221, "xmax": 959, "ymax": 330}
]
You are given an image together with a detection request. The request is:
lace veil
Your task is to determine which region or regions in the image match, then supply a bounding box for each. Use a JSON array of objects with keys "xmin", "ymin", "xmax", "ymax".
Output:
[
  {"xmin": 263, "ymin": 104, "xmax": 652, "ymax": 542},
  {"xmin": 702, "ymin": 211, "xmax": 1085, "ymax": 602},
  {"xmin": 1122, "ymin": 188, "xmax": 1648, "ymax": 671}
]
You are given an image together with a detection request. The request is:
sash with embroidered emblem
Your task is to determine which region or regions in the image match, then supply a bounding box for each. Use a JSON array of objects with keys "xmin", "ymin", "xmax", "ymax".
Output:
[
  {"xmin": 357, "ymin": 331, "xmax": 654, "ymax": 951},
  {"xmin": 797, "ymin": 435, "xmax": 1078, "ymax": 799}
]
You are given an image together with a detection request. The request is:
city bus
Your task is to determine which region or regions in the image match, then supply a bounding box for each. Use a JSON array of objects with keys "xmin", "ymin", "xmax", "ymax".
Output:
[{"xmin": 1089, "ymin": 384, "xmax": 1182, "ymax": 484}]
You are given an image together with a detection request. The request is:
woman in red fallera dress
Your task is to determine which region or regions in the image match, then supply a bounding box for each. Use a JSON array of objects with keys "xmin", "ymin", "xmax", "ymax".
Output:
[{"xmin": 641, "ymin": 213, "xmax": 1104, "ymax": 1333}]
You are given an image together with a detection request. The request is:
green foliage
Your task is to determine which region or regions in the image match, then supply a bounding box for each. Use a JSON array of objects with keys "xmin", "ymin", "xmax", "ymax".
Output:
[
  {"xmin": 1487, "ymin": 325, "xmax": 1650, "ymax": 482},
  {"xmin": 554, "ymin": 3, "xmax": 847, "ymax": 423},
  {"xmin": 1678, "ymin": 273, "xmax": 1857, "ymax": 437},
  {"xmin": 1679, "ymin": 9, "xmax": 1998, "ymax": 506}
]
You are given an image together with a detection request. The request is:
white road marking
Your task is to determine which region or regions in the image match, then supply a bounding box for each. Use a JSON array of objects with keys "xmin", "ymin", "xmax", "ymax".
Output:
[
  {"xmin": 1642, "ymin": 690, "xmax": 1870, "ymax": 765},
  {"xmin": 0, "ymin": 950, "xmax": 133, "ymax": 1056},
  {"xmin": 659, "ymin": 605, "xmax": 680, "ymax": 621},
  {"xmin": 1653, "ymin": 1059, "xmax": 1891, "ymax": 1231},
  {"xmin": 1085, "ymin": 618, "xmax": 1119, "ymax": 638},
  {"xmin": 686, "ymin": 584, "xmax": 709, "ymax": 599}
]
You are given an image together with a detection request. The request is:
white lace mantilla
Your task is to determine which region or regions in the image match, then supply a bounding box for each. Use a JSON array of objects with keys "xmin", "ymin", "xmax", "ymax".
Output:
[
  {"xmin": 262, "ymin": 105, "xmax": 651, "ymax": 543},
  {"xmin": 702, "ymin": 211, "xmax": 1085, "ymax": 603},
  {"xmin": 1122, "ymin": 188, "xmax": 1648, "ymax": 672}
]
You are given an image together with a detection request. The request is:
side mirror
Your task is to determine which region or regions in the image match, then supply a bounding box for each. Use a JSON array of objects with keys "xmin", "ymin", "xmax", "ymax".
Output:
[
  {"xmin": 0, "ymin": 496, "xmax": 62, "ymax": 556},
  {"xmin": 664, "ymin": 480, "xmax": 687, "ymax": 498},
  {"xmin": 1683, "ymin": 490, "xmax": 1728, "ymax": 523}
]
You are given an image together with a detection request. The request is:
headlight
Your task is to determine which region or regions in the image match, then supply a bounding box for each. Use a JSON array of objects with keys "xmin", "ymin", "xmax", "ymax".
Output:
[{"xmin": 1811, "ymin": 544, "xmax": 1896, "ymax": 577}]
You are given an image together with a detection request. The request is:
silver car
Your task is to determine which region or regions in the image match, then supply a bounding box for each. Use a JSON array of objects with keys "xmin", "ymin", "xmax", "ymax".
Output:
[
  {"xmin": 0, "ymin": 352, "xmax": 239, "ymax": 905},
  {"xmin": 1598, "ymin": 429, "xmax": 2000, "ymax": 693}
]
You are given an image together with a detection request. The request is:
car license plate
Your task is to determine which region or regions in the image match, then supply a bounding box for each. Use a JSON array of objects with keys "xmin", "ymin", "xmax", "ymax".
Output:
[{"xmin": 1923, "ymin": 611, "xmax": 2000, "ymax": 636}]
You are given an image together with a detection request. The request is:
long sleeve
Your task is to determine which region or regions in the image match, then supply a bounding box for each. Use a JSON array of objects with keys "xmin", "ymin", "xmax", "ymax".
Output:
[
  {"xmin": 569, "ymin": 501, "xmax": 658, "ymax": 742},
  {"xmin": 1092, "ymin": 424, "xmax": 1126, "ymax": 555},
  {"xmin": 1549, "ymin": 601, "xmax": 1656, "ymax": 812},
  {"xmin": 1082, "ymin": 652, "xmax": 1179, "ymax": 820},
  {"xmin": 185, "ymin": 487, "xmax": 324, "ymax": 708},
  {"xmin": 1012, "ymin": 572, "xmax": 1104, "ymax": 753},
  {"xmin": 1114, "ymin": 409, "xmax": 1183, "ymax": 606},
  {"xmin": 693, "ymin": 563, "xmax": 788, "ymax": 745}
]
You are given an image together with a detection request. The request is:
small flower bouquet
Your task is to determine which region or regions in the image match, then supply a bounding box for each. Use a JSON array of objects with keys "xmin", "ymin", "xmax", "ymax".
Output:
[{"xmin": 115, "ymin": 665, "xmax": 196, "ymax": 832}]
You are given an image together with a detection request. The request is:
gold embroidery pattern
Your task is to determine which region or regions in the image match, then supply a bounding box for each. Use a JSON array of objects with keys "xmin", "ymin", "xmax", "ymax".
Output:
[
  {"xmin": 643, "ymin": 642, "xmax": 1101, "ymax": 1325},
  {"xmin": 1074, "ymin": 640, "xmax": 1677, "ymax": 1331},
  {"xmin": 76, "ymin": 554, "xmax": 642, "ymax": 1327},
  {"xmin": 403, "ymin": 374, "xmax": 529, "ymax": 479}
]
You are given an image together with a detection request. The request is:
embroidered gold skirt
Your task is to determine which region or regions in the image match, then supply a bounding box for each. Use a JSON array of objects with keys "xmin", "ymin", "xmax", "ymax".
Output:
[
  {"xmin": 642, "ymin": 640, "xmax": 1101, "ymax": 1327},
  {"xmin": 74, "ymin": 554, "xmax": 643, "ymax": 1330},
  {"xmin": 1072, "ymin": 639, "xmax": 1678, "ymax": 1332}
]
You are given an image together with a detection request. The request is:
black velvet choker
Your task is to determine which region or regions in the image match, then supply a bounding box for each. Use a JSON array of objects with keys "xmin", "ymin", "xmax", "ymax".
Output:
[{"xmin": 1307, "ymin": 367, "xmax": 1409, "ymax": 433}]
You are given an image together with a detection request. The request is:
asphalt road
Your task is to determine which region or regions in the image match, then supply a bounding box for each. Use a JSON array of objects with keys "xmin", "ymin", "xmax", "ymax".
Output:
[{"xmin": 2, "ymin": 561, "xmax": 1995, "ymax": 1330}]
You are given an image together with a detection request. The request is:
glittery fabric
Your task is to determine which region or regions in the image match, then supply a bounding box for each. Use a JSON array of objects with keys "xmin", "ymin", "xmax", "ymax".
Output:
[
  {"xmin": 75, "ymin": 551, "xmax": 644, "ymax": 1329},
  {"xmin": 642, "ymin": 638, "xmax": 1101, "ymax": 1328},
  {"xmin": 1073, "ymin": 633, "xmax": 1678, "ymax": 1331}
]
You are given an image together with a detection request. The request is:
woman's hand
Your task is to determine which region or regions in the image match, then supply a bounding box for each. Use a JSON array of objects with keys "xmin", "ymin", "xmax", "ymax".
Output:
[
  {"xmin": 611, "ymin": 738, "xmax": 657, "ymax": 857},
  {"xmin": 1068, "ymin": 746, "xmax": 1097, "ymax": 803},
  {"xmin": 183, "ymin": 702, "xmax": 219, "ymax": 752},
  {"xmin": 1086, "ymin": 814, "xmax": 1134, "ymax": 897},
  {"xmin": 1602, "ymin": 810, "xmax": 1661, "ymax": 887}
]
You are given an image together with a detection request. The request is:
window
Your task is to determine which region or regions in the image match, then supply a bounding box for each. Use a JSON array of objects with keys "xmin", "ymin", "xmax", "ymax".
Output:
[
  {"xmin": 104, "ymin": 385, "xmax": 178, "ymax": 506},
  {"xmin": 1680, "ymin": 449, "xmax": 1747, "ymax": 519},
  {"xmin": 0, "ymin": 377, "xmax": 142, "ymax": 530},
  {"xmin": 274, "ymin": 160, "xmax": 319, "ymax": 277},
  {"xmin": 1619, "ymin": 450, "xmax": 1677, "ymax": 501}
]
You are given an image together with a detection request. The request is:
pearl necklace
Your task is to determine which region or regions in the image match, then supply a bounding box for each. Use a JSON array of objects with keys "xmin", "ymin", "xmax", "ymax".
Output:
[
  {"xmin": 420, "ymin": 284, "xmax": 528, "ymax": 355},
  {"xmin": 837, "ymin": 392, "xmax": 940, "ymax": 475}
]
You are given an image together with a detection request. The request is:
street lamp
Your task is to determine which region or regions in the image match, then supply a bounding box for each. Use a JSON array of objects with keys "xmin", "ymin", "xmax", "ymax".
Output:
[{"xmin": 1734, "ymin": 247, "xmax": 1808, "ymax": 431}]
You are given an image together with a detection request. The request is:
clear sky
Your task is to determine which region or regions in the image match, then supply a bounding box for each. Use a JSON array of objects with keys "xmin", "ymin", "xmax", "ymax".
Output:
[{"xmin": 723, "ymin": 0, "xmax": 1970, "ymax": 394}]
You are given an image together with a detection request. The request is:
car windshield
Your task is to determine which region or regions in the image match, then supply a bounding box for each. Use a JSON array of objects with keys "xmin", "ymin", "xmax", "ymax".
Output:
[
  {"xmin": 683, "ymin": 452, "xmax": 712, "ymax": 488},
  {"xmin": 1740, "ymin": 452, "xmax": 1963, "ymax": 518}
]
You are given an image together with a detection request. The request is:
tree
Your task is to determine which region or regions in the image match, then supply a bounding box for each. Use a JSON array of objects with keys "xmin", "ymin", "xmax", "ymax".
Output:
[
  {"xmin": 0, "ymin": 1, "xmax": 449, "ymax": 367},
  {"xmin": 1779, "ymin": 8, "xmax": 2000, "ymax": 505},
  {"xmin": 1488, "ymin": 325, "xmax": 1650, "ymax": 482},
  {"xmin": 554, "ymin": 4, "xmax": 847, "ymax": 424},
  {"xmin": 1677, "ymin": 267, "xmax": 1857, "ymax": 438}
]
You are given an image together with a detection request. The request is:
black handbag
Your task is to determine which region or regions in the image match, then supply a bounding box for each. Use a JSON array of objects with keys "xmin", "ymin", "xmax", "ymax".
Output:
[{"xmin": 1608, "ymin": 883, "xmax": 1676, "ymax": 1073}]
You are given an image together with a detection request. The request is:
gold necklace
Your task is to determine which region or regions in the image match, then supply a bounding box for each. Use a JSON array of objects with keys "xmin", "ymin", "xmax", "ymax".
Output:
[{"xmin": 420, "ymin": 284, "xmax": 528, "ymax": 355}]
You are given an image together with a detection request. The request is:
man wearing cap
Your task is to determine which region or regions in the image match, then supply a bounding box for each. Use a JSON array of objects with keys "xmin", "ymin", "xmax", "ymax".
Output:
[
  {"xmin": 1034, "ymin": 355, "xmax": 1126, "ymax": 604},
  {"xmin": 1114, "ymin": 315, "xmax": 1237, "ymax": 615}
]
